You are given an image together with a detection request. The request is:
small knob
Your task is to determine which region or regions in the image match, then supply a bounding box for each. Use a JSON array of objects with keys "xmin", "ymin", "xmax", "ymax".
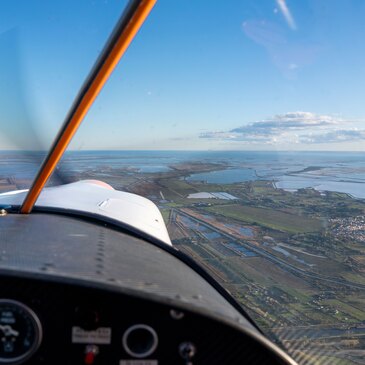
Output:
[{"xmin": 179, "ymin": 342, "xmax": 196, "ymax": 364}]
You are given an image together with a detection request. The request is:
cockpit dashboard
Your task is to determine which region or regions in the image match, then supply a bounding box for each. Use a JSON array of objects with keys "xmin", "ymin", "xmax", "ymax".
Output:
[{"xmin": 0, "ymin": 212, "xmax": 296, "ymax": 365}]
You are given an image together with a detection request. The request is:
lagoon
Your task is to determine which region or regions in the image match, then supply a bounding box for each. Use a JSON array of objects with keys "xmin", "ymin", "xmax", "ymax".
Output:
[{"xmin": 187, "ymin": 168, "xmax": 257, "ymax": 184}]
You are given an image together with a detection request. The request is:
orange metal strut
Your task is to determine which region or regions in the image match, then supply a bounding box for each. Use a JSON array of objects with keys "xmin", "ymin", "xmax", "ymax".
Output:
[{"xmin": 21, "ymin": 0, "xmax": 157, "ymax": 214}]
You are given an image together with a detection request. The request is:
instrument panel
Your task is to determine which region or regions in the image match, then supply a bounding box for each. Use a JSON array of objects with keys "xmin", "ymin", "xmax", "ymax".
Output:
[{"xmin": 0, "ymin": 274, "xmax": 286, "ymax": 365}]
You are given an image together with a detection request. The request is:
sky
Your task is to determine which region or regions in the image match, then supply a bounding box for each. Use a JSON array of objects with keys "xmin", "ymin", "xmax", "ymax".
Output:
[{"xmin": 1, "ymin": 0, "xmax": 365, "ymax": 151}]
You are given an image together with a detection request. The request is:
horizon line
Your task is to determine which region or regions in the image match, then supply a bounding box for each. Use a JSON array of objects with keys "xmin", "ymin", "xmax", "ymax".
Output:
[{"xmin": 1, "ymin": 149, "xmax": 365, "ymax": 153}]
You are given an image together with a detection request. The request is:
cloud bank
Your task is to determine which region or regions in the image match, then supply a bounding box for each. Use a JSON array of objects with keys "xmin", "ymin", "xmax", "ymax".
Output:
[{"xmin": 200, "ymin": 112, "xmax": 365, "ymax": 145}]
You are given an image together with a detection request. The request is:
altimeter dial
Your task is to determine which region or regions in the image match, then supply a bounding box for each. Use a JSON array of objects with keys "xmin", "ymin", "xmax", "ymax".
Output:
[{"xmin": 0, "ymin": 300, "xmax": 42, "ymax": 364}]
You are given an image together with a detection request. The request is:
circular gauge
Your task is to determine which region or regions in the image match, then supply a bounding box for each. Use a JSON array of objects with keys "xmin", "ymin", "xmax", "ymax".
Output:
[{"xmin": 0, "ymin": 300, "xmax": 42, "ymax": 364}]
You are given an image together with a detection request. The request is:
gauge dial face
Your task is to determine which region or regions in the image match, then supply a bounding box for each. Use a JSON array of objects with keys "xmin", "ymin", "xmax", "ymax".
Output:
[{"xmin": 0, "ymin": 300, "xmax": 42, "ymax": 364}]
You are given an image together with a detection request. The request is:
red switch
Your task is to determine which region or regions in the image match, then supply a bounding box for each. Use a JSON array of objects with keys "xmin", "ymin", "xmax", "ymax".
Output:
[
  {"xmin": 84, "ymin": 352, "xmax": 95, "ymax": 365},
  {"xmin": 84, "ymin": 345, "xmax": 99, "ymax": 365}
]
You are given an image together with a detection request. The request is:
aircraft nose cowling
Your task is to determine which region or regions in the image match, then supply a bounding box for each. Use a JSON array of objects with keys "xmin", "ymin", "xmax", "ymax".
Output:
[{"xmin": 0, "ymin": 180, "xmax": 172, "ymax": 246}]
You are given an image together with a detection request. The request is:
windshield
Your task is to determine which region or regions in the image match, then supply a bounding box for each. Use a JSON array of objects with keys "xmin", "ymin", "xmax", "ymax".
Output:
[
  {"xmin": 0, "ymin": 0, "xmax": 128, "ymax": 194},
  {"xmin": 2, "ymin": 1, "xmax": 365, "ymax": 364}
]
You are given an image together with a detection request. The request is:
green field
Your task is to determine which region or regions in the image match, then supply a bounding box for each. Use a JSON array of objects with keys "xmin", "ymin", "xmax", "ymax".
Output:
[
  {"xmin": 205, "ymin": 204, "xmax": 323, "ymax": 233},
  {"xmin": 159, "ymin": 208, "xmax": 171, "ymax": 224},
  {"xmin": 323, "ymin": 299, "xmax": 365, "ymax": 321},
  {"xmin": 158, "ymin": 178, "xmax": 197, "ymax": 197}
]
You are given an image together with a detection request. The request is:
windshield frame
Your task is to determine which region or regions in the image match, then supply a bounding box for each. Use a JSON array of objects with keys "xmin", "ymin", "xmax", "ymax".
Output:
[{"xmin": 20, "ymin": 0, "xmax": 156, "ymax": 214}]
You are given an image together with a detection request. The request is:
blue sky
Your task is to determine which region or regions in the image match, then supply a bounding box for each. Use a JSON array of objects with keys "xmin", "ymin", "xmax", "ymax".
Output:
[{"xmin": 1, "ymin": 0, "xmax": 365, "ymax": 150}]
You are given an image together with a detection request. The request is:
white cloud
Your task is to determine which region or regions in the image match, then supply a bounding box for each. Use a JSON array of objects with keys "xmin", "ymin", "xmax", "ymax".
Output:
[
  {"xmin": 200, "ymin": 112, "xmax": 365, "ymax": 145},
  {"xmin": 299, "ymin": 130, "xmax": 365, "ymax": 144},
  {"xmin": 242, "ymin": 4, "xmax": 320, "ymax": 77},
  {"xmin": 276, "ymin": 0, "xmax": 297, "ymax": 30},
  {"xmin": 231, "ymin": 112, "xmax": 338, "ymax": 132}
]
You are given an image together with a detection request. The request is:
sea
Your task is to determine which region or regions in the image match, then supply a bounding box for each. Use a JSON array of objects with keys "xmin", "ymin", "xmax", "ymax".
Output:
[{"xmin": 1, "ymin": 150, "xmax": 365, "ymax": 199}]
